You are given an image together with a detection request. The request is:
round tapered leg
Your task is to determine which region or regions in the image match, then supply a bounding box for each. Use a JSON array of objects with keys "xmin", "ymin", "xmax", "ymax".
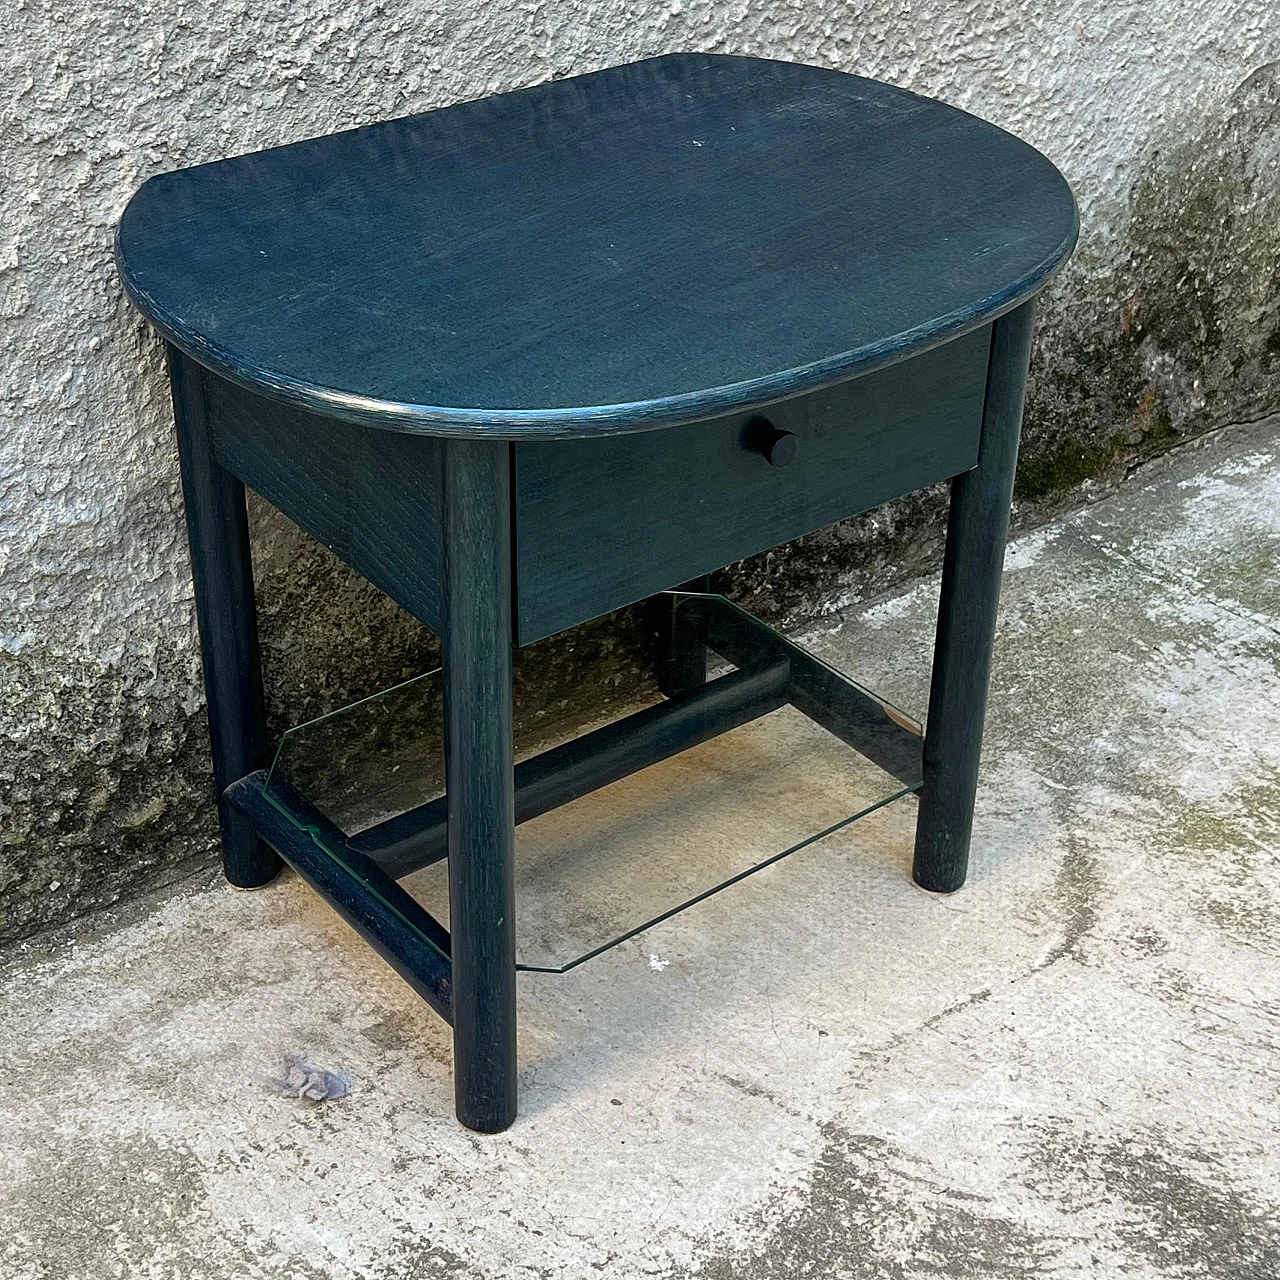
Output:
[
  {"xmin": 168, "ymin": 344, "xmax": 280, "ymax": 889},
  {"xmin": 441, "ymin": 437, "xmax": 518, "ymax": 1132},
  {"xmin": 913, "ymin": 300, "xmax": 1036, "ymax": 893}
]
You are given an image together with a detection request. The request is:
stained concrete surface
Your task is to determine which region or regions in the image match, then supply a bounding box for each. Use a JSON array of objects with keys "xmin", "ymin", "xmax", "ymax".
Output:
[{"xmin": 2, "ymin": 419, "xmax": 1280, "ymax": 1279}]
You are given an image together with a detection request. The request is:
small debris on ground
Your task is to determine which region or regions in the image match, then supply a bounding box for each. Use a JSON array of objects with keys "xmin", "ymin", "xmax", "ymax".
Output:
[
  {"xmin": 267, "ymin": 1052, "xmax": 352, "ymax": 1102},
  {"xmin": 648, "ymin": 953, "xmax": 670, "ymax": 972}
]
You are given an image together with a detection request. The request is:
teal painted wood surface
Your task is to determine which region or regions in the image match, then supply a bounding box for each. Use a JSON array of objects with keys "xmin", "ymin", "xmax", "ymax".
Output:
[
  {"xmin": 205, "ymin": 374, "xmax": 445, "ymax": 632},
  {"xmin": 513, "ymin": 326, "xmax": 991, "ymax": 641},
  {"xmin": 117, "ymin": 52, "xmax": 1079, "ymax": 1133},
  {"xmin": 204, "ymin": 322, "xmax": 987, "ymax": 644},
  {"xmin": 116, "ymin": 53, "xmax": 1077, "ymax": 437}
]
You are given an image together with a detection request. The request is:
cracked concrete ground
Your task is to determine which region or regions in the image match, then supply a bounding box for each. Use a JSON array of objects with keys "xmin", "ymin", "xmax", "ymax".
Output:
[{"xmin": 3, "ymin": 420, "xmax": 1280, "ymax": 1279}]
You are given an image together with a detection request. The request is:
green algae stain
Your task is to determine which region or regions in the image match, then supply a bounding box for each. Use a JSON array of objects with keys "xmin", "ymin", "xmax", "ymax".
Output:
[
  {"xmin": 1016, "ymin": 433, "xmax": 1130, "ymax": 504},
  {"xmin": 1157, "ymin": 771, "xmax": 1280, "ymax": 944},
  {"xmin": 1018, "ymin": 63, "xmax": 1280, "ymax": 503}
]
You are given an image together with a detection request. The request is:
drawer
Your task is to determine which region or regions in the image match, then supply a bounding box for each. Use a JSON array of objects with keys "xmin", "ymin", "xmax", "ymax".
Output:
[{"xmin": 513, "ymin": 325, "xmax": 991, "ymax": 643}]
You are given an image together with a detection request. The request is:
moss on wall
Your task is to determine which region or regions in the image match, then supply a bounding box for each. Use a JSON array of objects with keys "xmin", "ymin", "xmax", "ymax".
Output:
[
  {"xmin": 1019, "ymin": 64, "xmax": 1280, "ymax": 503},
  {"xmin": 0, "ymin": 644, "xmax": 214, "ymax": 941}
]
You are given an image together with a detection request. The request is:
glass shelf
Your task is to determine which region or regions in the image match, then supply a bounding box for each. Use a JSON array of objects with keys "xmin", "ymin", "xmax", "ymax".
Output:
[{"xmin": 263, "ymin": 595, "xmax": 923, "ymax": 973}]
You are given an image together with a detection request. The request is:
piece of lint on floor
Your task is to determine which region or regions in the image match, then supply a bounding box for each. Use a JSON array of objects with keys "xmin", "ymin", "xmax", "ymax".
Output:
[{"xmin": 267, "ymin": 1052, "xmax": 352, "ymax": 1102}]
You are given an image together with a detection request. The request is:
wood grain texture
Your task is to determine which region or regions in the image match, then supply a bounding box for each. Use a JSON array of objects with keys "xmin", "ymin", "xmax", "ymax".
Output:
[
  {"xmin": 914, "ymin": 299, "xmax": 1036, "ymax": 892},
  {"xmin": 440, "ymin": 438, "xmax": 518, "ymax": 1132},
  {"xmin": 513, "ymin": 327, "xmax": 990, "ymax": 642},
  {"xmin": 168, "ymin": 346, "xmax": 280, "ymax": 888},
  {"xmin": 117, "ymin": 53, "xmax": 1077, "ymax": 438},
  {"xmin": 204, "ymin": 373, "xmax": 445, "ymax": 632}
]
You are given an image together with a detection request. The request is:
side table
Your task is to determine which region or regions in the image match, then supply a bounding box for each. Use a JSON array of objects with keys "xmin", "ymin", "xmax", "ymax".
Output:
[{"xmin": 117, "ymin": 53, "xmax": 1078, "ymax": 1131}]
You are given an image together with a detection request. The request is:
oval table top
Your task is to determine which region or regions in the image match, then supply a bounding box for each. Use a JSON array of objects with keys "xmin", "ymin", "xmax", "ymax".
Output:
[{"xmin": 116, "ymin": 53, "xmax": 1078, "ymax": 438}]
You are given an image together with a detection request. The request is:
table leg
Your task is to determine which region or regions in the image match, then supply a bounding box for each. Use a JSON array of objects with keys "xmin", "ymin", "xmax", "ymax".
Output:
[
  {"xmin": 167, "ymin": 345, "xmax": 281, "ymax": 890},
  {"xmin": 913, "ymin": 300, "xmax": 1036, "ymax": 893},
  {"xmin": 441, "ymin": 438, "xmax": 518, "ymax": 1132},
  {"xmin": 654, "ymin": 575, "xmax": 711, "ymax": 698}
]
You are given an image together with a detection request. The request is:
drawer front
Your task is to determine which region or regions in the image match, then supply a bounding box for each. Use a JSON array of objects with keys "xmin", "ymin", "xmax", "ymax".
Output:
[{"xmin": 514, "ymin": 326, "xmax": 991, "ymax": 643}]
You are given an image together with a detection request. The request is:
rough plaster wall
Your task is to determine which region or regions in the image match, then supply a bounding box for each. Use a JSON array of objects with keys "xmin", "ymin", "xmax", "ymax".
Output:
[{"xmin": 2, "ymin": 0, "xmax": 1278, "ymax": 941}]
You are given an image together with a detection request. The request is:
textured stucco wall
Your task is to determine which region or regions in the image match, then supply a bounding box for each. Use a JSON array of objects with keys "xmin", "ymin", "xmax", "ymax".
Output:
[{"xmin": 3, "ymin": 0, "xmax": 1278, "ymax": 942}]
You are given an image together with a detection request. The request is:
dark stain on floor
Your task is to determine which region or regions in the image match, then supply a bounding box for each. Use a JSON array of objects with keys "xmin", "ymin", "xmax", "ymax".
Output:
[
  {"xmin": 1031, "ymin": 1120, "xmax": 1280, "ymax": 1279},
  {"xmin": 684, "ymin": 1124, "xmax": 1061, "ymax": 1279},
  {"xmin": 0, "ymin": 1131, "xmax": 339, "ymax": 1280},
  {"xmin": 1039, "ymin": 836, "xmax": 1103, "ymax": 970},
  {"xmin": 685, "ymin": 1116, "xmax": 1280, "ymax": 1280}
]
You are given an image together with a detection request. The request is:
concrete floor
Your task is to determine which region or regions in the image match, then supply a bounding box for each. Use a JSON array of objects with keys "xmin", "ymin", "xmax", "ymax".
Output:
[{"xmin": 4, "ymin": 421, "xmax": 1280, "ymax": 1279}]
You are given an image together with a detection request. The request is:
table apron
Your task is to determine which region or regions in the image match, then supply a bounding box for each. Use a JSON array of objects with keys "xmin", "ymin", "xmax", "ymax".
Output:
[
  {"xmin": 512, "ymin": 325, "xmax": 991, "ymax": 642},
  {"xmin": 202, "ymin": 324, "xmax": 991, "ymax": 645}
]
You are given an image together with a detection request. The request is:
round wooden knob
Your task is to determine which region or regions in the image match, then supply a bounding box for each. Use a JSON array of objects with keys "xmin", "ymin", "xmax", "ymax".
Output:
[
  {"xmin": 765, "ymin": 428, "xmax": 798, "ymax": 468},
  {"xmin": 744, "ymin": 416, "xmax": 798, "ymax": 467}
]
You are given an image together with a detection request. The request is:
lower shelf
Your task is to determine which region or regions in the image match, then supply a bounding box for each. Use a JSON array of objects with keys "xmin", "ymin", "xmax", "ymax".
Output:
[{"xmin": 230, "ymin": 592, "xmax": 924, "ymax": 985}]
